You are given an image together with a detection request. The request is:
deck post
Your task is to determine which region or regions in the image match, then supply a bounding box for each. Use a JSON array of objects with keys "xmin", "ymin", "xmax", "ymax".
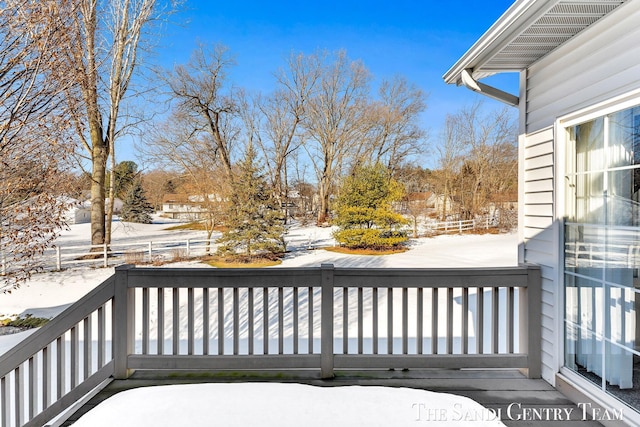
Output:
[
  {"xmin": 113, "ymin": 265, "xmax": 135, "ymax": 379},
  {"xmin": 321, "ymin": 264, "xmax": 335, "ymax": 379},
  {"xmin": 520, "ymin": 264, "xmax": 542, "ymax": 378}
]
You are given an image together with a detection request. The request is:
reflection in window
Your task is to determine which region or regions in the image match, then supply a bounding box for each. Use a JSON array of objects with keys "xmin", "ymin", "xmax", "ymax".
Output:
[{"xmin": 564, "ymin": 104, "xmax": 640, "ymax": 411}]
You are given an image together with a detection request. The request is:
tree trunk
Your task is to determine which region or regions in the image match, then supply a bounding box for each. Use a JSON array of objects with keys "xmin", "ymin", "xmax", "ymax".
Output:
[
  {"xmin": 90, "ymin": 141, "xmax": 107, "ymax": 246},
  {"xmin": 105, "ymin": 146, "xmax": 116, "ymax": 245}
]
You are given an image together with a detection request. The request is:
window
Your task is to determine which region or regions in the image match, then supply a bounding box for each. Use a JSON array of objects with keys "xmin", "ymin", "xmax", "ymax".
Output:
[{"xmin": 564, "ymin": 104, "xmax": 640, "ymax": 410}]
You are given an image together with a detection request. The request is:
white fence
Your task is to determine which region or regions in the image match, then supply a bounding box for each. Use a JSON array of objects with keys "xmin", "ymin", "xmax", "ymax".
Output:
[
  {"xmin": 426, "ymin": 219, "xmax": 491, "ymax": 235},
  {"xmin": 1, "ymin": 239, "xmax": 219, "ymax": 276}
]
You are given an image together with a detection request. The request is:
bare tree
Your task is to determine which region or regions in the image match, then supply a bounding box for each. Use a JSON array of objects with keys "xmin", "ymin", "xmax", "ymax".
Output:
[
  {"xmin": 356, "ymin": 76, "xmax": 428, "ymax": 173},
  {"xmin": 301, "ymin": 50, "xmax": 371, "ymax": 224},
  {"xmin": 141, "ymin": 110, "xmax": 228, "ymax": 249},
  {"xmin": 163, "ymin": 44, "xmax": 239, "ymax": 180},
  {"xmin": 435, "ymin": 101, "xmax": 517, "ymax": 221},
  {"xmin": 141, "ymin": 168, "xmax": 182, "ymax": 210},
  {"xmin": 60, "ymin": 0, "xmax": 173, "ymax": 247},
  {"xmin": 455, "ymin": 102, "xmax": 516, "ymax": 219},
  {"xmin": 1, "ymin": 0, "xmax": 74, "ymax": 288},
  {"xmin": 434, "ymin": 114, "xmax": 464, "ymax": 220},
  {"xmin": 242, "ymin": 52, "xmax": 322, "ymax": 221}
]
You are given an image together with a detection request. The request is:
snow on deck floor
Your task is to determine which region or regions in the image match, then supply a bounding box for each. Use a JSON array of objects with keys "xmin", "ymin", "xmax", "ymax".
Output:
[{"xmin": 72, "ymin": 383, "xmax": 507, "ymax": 427}]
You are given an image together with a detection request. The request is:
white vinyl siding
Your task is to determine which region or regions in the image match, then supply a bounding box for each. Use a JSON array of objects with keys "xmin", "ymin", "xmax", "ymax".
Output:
[
  {"xmin": 526, "ymin": 0, "xmax": 640, "ymax": 134},
  {"xmin": 521, "ymin": 0, "xmax": 640, "ymax": 387},
  {"xmin": 522, "ymin": 126, "xmax": 557, "ymax": 383}
]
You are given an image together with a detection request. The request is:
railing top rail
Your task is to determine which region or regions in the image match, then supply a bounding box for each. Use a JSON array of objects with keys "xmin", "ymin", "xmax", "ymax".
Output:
[
  {"xmin": 118, "ymin": 264, "xmax": 537, "ymax": 289},
  {"xmin": 0, "ymin": 275, "xmax": 116, "ymax": 378}
]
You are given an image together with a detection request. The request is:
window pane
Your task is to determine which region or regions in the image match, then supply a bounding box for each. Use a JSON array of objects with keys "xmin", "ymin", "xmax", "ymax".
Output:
[
  {"xmin": 565, "ymin": 172, "xmax": 604, "ymax": 223},
  {"xmin": 605, "ymin": 343, "xmax": 637, "ymax": 412},
  {"xmin": 573, "ymin": 117, "xmax": 605, "ymax": 173},
  {"xmin": 607, "ymin": 169, "xmax": 640, "ymax": 227},
  {"xmin": 565, "ymin": 223, "xmax": 606, "ymax": 274},
  {"xmin": 608, "ymin": 107, "xmax": 640, "ymax": 168},
  {"xmin": 576, "ymin": 328, "xmax": 604, "ymax": 388},
  {"xmin": 565, "ymin": 104, "xmax": 640, "ymax": 412}
]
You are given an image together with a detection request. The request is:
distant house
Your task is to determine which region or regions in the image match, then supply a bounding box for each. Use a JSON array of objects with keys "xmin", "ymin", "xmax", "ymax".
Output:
[
  {"xmin": 65, "ymin": 200, "xmax": 91, "ymax": 225},
  {"xmin": 445, "ymin": 0, "xmax": 640, "ymax": 423},
  {"xmin": 161, "ymin": 193, "xmax": 217, "ymax": 220},
  {"xmin": 403, "ymin": 192, "xmax": 453, "ymax": 217},
  {"xmin": 65, "ymin": 198, "xmax": 124, "ymax": 224}
]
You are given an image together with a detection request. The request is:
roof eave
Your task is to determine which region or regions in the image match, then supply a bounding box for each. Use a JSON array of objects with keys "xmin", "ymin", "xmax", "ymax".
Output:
[{"xmin": 443, "ymin": 0, "xmax": 559, "ymax": 85}]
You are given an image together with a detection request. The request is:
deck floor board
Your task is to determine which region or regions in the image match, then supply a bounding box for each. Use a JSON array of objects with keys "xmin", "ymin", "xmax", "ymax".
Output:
[{"xmin": 61, "ymin": 369, "xmax": 604, "ymax": 427}]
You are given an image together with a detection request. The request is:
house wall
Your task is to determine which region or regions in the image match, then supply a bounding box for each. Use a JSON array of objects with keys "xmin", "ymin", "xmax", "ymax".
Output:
[
  {"xmin": 521, "ymin": 0, "xmax": 640, "ymax": 385},
  {"xmin": 521, "ymin": 127, "xmax": 557, "ymax": 384},
  {"xmin": 526, "ymin": 0, "xmax": 640, "ymax": 134}
]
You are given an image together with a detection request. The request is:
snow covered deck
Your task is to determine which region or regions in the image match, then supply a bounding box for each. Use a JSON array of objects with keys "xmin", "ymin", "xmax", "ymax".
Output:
[
  {"xmin": 1, "ymin": 264, "xmax": 546, "ymax": 426},
  {"xmin": 64, "ymin": 369, "xmax": 604, "ymax": 427}
]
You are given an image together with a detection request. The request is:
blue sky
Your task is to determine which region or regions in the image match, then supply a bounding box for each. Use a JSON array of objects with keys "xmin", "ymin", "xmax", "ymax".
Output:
[{"xmin": 129, "ymin": 0, "xmax": 519, "ymax": 168}]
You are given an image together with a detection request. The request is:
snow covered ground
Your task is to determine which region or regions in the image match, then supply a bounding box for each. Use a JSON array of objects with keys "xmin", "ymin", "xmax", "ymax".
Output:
[
  {"xmin": 0, "ymin": 218, "xmax": 517, "ymax": 427},
  {"xmin": 72, "ymin": 383, "xmax": 507, "ymax": 427},
  {"xmin": 1, "ymin": 218, "xmax": 517, "ymax": 321}
]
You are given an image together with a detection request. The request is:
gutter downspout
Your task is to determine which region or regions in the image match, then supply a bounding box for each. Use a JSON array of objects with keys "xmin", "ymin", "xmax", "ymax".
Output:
[{"xmin": 460, "ymin": 69, "xmax": 519, "ymax": 107}]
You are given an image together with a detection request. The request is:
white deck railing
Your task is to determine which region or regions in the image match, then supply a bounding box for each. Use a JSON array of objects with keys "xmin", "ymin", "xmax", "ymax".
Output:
[{"xmin": 0, "ymin": 264, "xmax": 541, "ymax": 427}]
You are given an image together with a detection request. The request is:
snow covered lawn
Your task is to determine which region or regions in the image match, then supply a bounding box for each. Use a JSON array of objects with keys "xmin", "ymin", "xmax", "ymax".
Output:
[
  {"xmin": 0, "ymin": 219, "xmax": 517, "ymax": 321},
  {"xmin": 72, "ymin": 383, "xmax": 507, "ymax": 427}
]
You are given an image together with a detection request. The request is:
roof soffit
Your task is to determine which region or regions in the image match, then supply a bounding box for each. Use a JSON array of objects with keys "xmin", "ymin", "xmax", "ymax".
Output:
[{"xmin": 444, "ymin": 0, "xmax": 628, "ymax": 85}]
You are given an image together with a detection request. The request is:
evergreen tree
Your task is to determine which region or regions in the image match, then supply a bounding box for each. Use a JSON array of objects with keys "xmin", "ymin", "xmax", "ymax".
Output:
[
  {"xmin": 333, "ymin": 163, "xmax": 409, "ymax": 249},
  {"xmin": 217, "ymin": 145, "xmax": 285, "ymax": 259},
  {"xmin": 120, "ymin": 178, "xmax": 154, "ymax": 224}
]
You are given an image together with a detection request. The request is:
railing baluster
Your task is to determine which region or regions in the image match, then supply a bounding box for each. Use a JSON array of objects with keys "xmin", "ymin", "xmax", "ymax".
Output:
[
  {"xmin": 308, "ymin": 287, "xmax": 313, "ymax": 354},
  {"xmin": 142, "ymin": 287, "xmax": 149, "ymax": 355},
  {"xmin": 492, "ymin": 287, "xmax": 500, "ymax": 353},
  {"xmin": 248, "ymin": 288, "xmax": 254, "ymax": 355},
  {"xmin": 173, "ymin": 288, "xmax": 179, "ymax": 355},
  {"xmin": 188, "ymin": 287, "xmax": 195, "ymax": 355},
  {"xmin": 2, "ymin": 376, "xmax": 9, "ymax": 427},
  {"xmin": 278, "ymin": 287, "xmax": 284, "ymax": 354},
  {"xmin": 98, "ymin": 305, "xmax": 106, "ymax": 365},
  {"xmin": 29, "ymin": 356, "xmax": 35, "ymax": 420},
  {"xmin": 203, "ymin": 288, "xmax": 209, "ymax": 355},
  {"xmin": 507, "ymin": 286, "xmax": 515, "ymax": 353},
  {"xmin": 234, "ymin": 288, "xmax": 240, "ymax": 355},
  {"xmin": 293, "ymin": 287, "xmax": 299, "ymax": 355},
  {"xmin": 417, "ymin": 288, "xmax": 423, "ymax": 354},
  {"xmin": 477, "ymin": 287, "xmax": 484, "ymax": 354},
  {"xmin": 84, "ymin": 316, "xmax": 92, "ymax": 378},
  {"xmin": 343, "ymin": 287, "xmax": 349, "ymax": 354},
  {"xmin": 431, "ymin": 288, "xmax": 438, "ymax": 354},
  {"xmin": 218, "ymin": 288, "xmax": 224, "ymax": 355},
  {"xmin": 15, "ymin": 365, "xmax": 23, "ymax": 426},
  {"xmin": 373, "ymin": 287, "xmax": 378, "ymax": 355},
  {"xmin": 358, "ymin": 287, "xmax": 363, "ymax": 354},
  {"xmin": 263, "ymin": 288, "xmax": 269, "ymax": 354},
  {"xmin": 387, "ymin": 288, "xmax": 393, "ymax": 354},
  {"xmin": 43, "ymin": 345, "xmax": 51, "ymax": 408},
  {"xmin": 462, "ymin": 288, "xmax": 469, "ymax": 354},
  {"xmin": 70, "ymin": 326, "xmax": 78, "ymax": 388},
  {"xmin": 402, "ymin": 287, "xmax": 408, "ymax": 355},
  {"xmin": 447, "ymin": 287, "xmax": 453, "ymax": 354},
  {"xmin": 157, "ymin": 288, "xmax": 164, "ymax": 355},
  {"xmin": 56, "ymin": 335, "xmax": 65, "ymax": 399}
]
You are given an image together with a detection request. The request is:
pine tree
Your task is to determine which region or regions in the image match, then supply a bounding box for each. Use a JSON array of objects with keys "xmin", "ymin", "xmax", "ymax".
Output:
[
  {"xmin": 333, "ymin": 163, "xmax": 409, "ymax": 249},
  {"xmin": 217, "ymin": 145, "xmax": 285, "ymax": 259},
  {"xmin": 120, "ymin": 178, "xmax": 154, "ymax": 224}
]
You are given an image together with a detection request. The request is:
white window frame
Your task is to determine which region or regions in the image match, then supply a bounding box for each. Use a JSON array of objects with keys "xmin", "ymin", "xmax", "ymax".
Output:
[{"xmin": 554, "ymin": 88, "xmax": 640, "ymax": 423}]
